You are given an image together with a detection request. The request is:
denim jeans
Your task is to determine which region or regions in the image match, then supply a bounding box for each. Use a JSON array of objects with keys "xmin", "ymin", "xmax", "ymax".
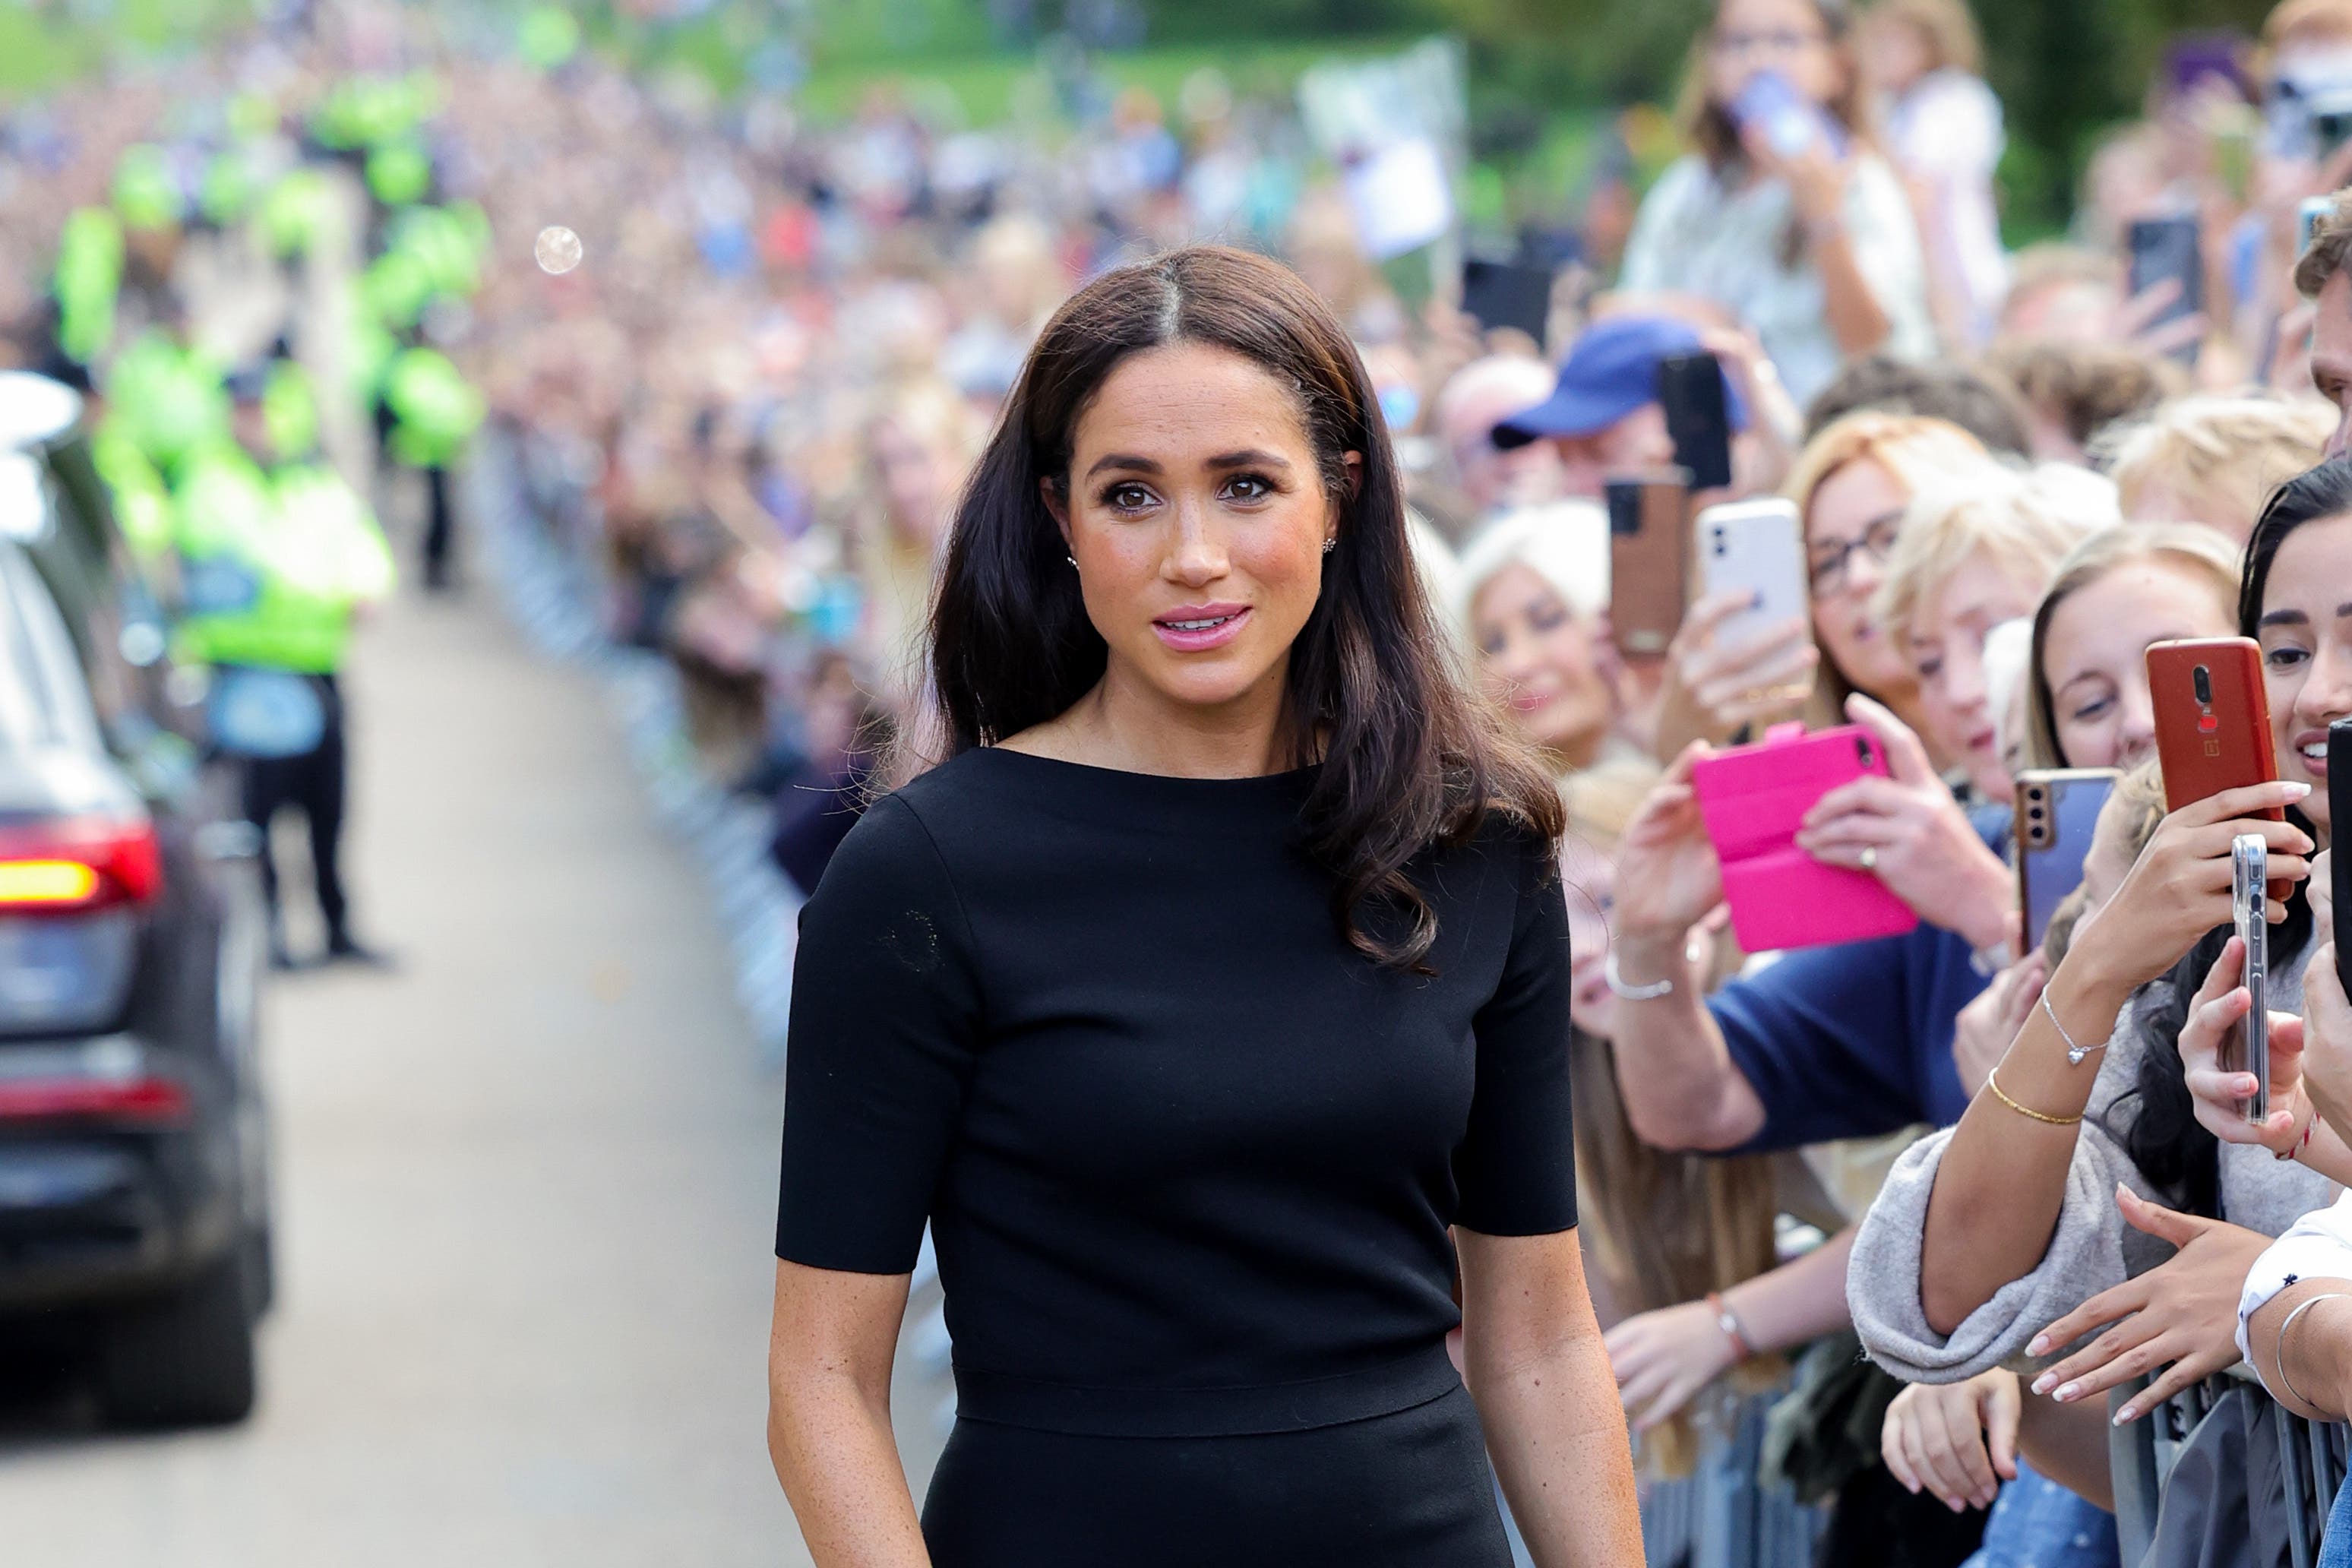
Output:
[{"xmin": 1962, "ymin": 1457, "xmax": 2120, "ymax": 1568}]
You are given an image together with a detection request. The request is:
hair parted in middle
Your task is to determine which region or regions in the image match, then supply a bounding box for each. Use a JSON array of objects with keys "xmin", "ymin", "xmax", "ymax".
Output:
[{"xmin": 924, "ymin": 244, "xmax": 1564, "ymax": 970}]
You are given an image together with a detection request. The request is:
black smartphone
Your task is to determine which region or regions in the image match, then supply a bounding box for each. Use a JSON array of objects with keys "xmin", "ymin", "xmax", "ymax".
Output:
[
  {"xmin": 2331, "ymin": 718, "xmax": 2352, "ymax": 988},
  {"xmin": 1461, "ymin": 258, "xmax": 1555, "ymax": 343},
  {"xmin": 2127, "ymin": 217, "xmax": 2203, "ymax": 359},
  {"xmin": 1656, "ymin": 351, "xmax": 1732, "ymax": 492}
]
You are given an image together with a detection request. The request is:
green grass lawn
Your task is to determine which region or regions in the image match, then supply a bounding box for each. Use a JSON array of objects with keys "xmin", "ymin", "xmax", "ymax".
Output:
[
  {"xmin": 0, "ymin": 0, "xmax": 256, "ymax": 93},
  {"xmin": 798, "ymin": 37, "xmax": 1418, "ymax": 127}
]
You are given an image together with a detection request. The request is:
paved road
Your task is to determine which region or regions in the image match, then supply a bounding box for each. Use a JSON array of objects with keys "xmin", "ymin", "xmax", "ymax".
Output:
[{"xmin": 0, "ymin": 575, "xmax": 833, "ymax": 1564}]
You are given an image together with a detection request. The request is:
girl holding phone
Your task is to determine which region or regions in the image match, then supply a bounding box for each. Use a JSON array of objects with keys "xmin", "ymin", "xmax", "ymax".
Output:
[
  {"xmin": 1851, "ymin": 463, "xmax": 2352, "ymax": 1445},
  {"xmin": 1620, "ymin": 0, "xmax": 1934, "ymax": 404}
]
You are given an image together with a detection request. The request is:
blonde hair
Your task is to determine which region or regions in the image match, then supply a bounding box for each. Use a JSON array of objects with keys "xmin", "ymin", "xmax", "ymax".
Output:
[
  {"xmin": 2023, "ymin": 523, "xmax": 2242, "ymax": 770},
  {"xmin": 1876, "ymin": 463, "xmax": 2119, "ymax": 652},
  {"xmin": 1455, "ymin": 502, "xmax": 1612, "ymax": 626},
  {"xmin": 1786, "ymin": 410, "xmax": 1993, "ymax": 520},
  {"xmin": 1867, "ymin": 0, "xmax": 1984, "ymax": 74},
  {"xmin": 2101, "ymin": 394, "xmax": 2331, "ymax": 536},
  {"xmin": 1785, "ymin": 413, "xmax": 1994, "ymax": 706}
]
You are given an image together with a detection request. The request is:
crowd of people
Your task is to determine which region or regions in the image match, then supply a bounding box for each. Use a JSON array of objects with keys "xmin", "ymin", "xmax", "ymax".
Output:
[{"xmin": 35, "ymin": 0, "xmax": 2352, "ymax": 1562}]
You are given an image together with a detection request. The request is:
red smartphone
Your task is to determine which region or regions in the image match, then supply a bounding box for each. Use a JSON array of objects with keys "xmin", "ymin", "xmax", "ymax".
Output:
[{"xmin": 2147, "ymin": 638, "xmax": 2283, "ymax": 820}]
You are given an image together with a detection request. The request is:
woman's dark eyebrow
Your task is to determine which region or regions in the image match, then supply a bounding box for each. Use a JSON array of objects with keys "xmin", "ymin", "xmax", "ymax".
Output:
[
  {"xmin": 2259, "ymin": 608, "xmax": 2312, "ymax": 628},
  {"xmin": 1206, "ymin": 450, "xmax": 1291, "ymax": 471},
  {"xmin": 1085, "ymin": 454, "xmax": 1162, "ymax": 478}
]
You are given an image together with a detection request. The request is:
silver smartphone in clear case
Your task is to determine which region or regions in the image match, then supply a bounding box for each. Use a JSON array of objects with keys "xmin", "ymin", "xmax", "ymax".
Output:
[{"xmin": 2232, "ymin": 833, "xmax": 2270, "ymax": 1123}]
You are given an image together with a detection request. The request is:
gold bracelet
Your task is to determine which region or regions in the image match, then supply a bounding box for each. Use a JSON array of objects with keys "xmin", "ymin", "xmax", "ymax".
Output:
[{"xmin": 1985, "ymin": 1070, "xmax": 2083, "ymax": 1127}]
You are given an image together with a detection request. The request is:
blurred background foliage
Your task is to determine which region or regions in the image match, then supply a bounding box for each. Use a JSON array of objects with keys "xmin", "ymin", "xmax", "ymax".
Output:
[{"xmin": 0, "ymin": 0, "xmax": 2306, "ymax": 241}]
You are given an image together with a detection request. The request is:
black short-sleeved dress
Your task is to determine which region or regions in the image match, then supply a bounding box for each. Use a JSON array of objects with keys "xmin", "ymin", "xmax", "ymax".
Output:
[{"xmin": 775, "ymin": 748, "xmax": 1578, "ymax": 1567}]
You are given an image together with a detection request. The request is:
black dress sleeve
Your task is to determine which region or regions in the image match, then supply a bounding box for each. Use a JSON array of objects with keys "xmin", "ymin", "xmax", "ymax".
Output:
[
  {"xmin": 774, "ymin": 792, "xmax": 985, "ymax": 1272},
  {"xmin": 1452, "ymin": 833, "xmax": 1579, "ymax": 1237}
]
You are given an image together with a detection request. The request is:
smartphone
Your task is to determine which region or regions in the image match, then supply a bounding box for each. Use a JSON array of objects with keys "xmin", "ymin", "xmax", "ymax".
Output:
[
  {"xmin": 2127, "ymin": 217, "xmax": 2204, "ymax": 359},
  {"xmin": 1728, "ymin": 70, "xmax": 1845, "ymax": 162},
  {"xmin": 1461, "ymin": 258, "xmax": 1555, "ymax": 343},
  {"xmin": 2147, "ymin": 638, "xmax": 2283, "ymax": 819},
  {"xmin": 1603, "ymin": 468, "xmax": 1692, "ymax": 659},
  {"xmin": 1698, "ymin": 498, "xmax": 1810, "ymax": 654},
  {"xmin": 1657, "ymin": 351, "xmax": 1734, "ymax": 492},
  {"xmin": 2303, "ymin": 194, "xmax": 2336, "ymax": 258},
  {"xmin": 2331, "ymin": 719, "xmax": 2352, "ymax": 992},
  {"xmin": 2015, "ymin": 768, "xmax": 2120, "ymax": 955},
  {"xmin": 2232, "ymin": 833, "xmax": 2271, "ymax": 1124},
  {"xmin": 1690, "ymin": 722, "xmax": 1918, "ymax": 953}
]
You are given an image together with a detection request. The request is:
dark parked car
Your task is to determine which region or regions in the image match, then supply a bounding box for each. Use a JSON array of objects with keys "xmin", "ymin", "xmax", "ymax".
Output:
[{"xmin": 0, "ymin": 372, "xmax": 270, "ymax": 1427}]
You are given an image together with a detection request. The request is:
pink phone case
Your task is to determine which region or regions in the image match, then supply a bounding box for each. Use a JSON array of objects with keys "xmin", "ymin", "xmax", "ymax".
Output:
[{"xmin": 1690, "ymin": 722, "xmax": 1920, "ymax": 953}]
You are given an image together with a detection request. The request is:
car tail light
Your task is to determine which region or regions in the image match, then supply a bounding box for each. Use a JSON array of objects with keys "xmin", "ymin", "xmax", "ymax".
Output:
[
  {"xmin": 0, "ymin": 1073, "xmax": 189, "ymax": 1123},
  {"xmin": 0, "ymin": 817, "xmax": 162, "ymax": 913}
]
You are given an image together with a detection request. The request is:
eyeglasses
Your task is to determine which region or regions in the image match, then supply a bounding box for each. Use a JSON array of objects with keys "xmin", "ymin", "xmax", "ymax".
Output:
[
  {"xmin": 1807, "ymin": 513, "xmax": 1902, "ymax": 595},
  {"xmin": 1712, "ymin": 27, "xmax": 1829, "ymax": 56}
]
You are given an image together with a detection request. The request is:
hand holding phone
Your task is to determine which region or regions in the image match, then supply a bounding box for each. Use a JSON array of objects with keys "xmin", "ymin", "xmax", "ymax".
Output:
[
  {"xmin": 1697, "ymin": 498, "xmax": 1810, "ymax": 654},
  {"xmin": 1690, "ymin": 722, "xmax": 1918, "ymax": 953}
]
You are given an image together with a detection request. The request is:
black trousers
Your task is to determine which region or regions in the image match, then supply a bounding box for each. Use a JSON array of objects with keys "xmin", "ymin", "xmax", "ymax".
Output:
[{"xmin": 239, "ymin": 672, "xmax": 349, "ymax": 945}]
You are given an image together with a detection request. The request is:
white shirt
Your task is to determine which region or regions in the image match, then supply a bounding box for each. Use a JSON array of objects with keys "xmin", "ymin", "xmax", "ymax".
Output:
[
  {"xmin": 2236, "ymin": 1186, "xmax": 2352, "ymax": 1378},
  {"xmin": 1884, "ymin": 71, "xmax": 2010, "ymax": 347},
  {"xmin": 1619, "ymin": 150, "xmax": 1936, "ymax": 406}
]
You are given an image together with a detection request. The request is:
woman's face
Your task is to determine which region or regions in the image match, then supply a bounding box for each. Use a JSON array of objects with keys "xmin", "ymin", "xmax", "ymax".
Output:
[
  {"xmin": 1050, "ymin": 340, "xmax": 1346, "ymax": 723},
  {"xmin": 2257, "ymin": 514, "xmax": 2352, "ymax": 841},
  {"xmin": 1805, "ymin": 457, "xmax": 1912, "ymax": 697},
  {"xmin": 2042, "ymin": 559, "xmax": 2235, "ymax": 771},
  {"xmin": 1909, "ymin": 549, "xmax": 2045, "ymax": 800},
  {"xmin": 871, "ymin": 416, "xmax": 963, "ymax": 551},
  {"xmin": 1858, "ymin": 14, "xmax": 1933, "ymax": 95},
  {"xmin": 1709, "ymin": 0, "xmax": 1841, "ymax": 110},
  {"xmin": 1472, "ymin": 562, "xmax": 1615, "ymax": 766}
]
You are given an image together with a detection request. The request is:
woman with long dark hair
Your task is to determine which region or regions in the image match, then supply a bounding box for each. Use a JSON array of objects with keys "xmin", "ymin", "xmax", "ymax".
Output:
[
  {"xmin": 765, "ymin": 245, "xmax": 1642, "ymax": 1566},
  {"xmin": 1851, "ymin": 460, "xmax": 2352, "ymax": 1433}
]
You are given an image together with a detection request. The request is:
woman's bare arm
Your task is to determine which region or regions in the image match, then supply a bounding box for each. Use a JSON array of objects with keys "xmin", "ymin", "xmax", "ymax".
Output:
[
  {"xmin": 1459, "ymin": 1228, "xmax": 1644, "ymax": 1567},
  {"xmin": 767, "ymin": 1259, "xmax": 931, "ymax": 1568}
]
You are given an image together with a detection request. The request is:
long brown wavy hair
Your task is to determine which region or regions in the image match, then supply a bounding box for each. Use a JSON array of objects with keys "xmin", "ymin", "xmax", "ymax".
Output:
[{"xmin": 924, "ymin": 245, "xmax": 1565, "ymax": 969}]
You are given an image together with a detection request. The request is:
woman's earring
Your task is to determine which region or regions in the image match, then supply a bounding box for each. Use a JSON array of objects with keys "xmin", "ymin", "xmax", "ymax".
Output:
[
  {"xmin": 1066, "ymin": 554, "xmax": 1077, "ymax": 567},
  {"xmin": 1322, "ymin": 539, "xmax": 1336, "ymax": 555}
]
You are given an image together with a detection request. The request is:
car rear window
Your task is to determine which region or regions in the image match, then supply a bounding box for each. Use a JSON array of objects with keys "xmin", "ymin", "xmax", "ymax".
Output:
[{"xmin": 0, "ymin": 542, "xmax": 103, "ymax": 755}]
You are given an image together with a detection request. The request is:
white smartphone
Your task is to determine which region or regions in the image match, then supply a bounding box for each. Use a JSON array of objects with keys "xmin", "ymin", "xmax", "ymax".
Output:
[
  {"xmin": 2232, "ymin": 833, "xmax": 2270, "ymax": 1124},
  {"xmin": 1696, "ymin": 498, "xmax": 1810, "ymax": 651}
]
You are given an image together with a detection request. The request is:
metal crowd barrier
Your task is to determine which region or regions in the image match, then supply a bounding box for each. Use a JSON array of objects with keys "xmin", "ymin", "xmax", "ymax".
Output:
[{"xmin": 2110, "ymin": 1367, "xmax": 2350, "ymax": 1567}]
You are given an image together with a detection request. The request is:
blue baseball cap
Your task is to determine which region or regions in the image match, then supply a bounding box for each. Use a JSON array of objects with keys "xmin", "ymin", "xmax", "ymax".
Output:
[{"xmin": 1492, "ymin": 316, "xmax": 1750, "ymax": 448}]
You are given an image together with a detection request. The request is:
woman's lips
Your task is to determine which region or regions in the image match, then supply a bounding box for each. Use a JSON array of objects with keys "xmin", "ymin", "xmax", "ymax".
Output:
[
  {"xmin": 2294, "ymin": 727, "xmax": 2332, "ymax": 780},
  {"xmin": 1152, "ymin": 604, "xmax": 1251, "ymax": 653},
  {"xmin": 1510, "ymin": 689, "xmax": 1556, "ymax": 713}
]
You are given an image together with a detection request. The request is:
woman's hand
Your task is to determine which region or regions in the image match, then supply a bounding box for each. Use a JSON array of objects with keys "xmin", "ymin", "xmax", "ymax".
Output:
[
  {"xmin": 2066, "ymin": 781, "xmax": 2313, "ymax": 999},
  {"xmin": 1612, "ymin": 743, "xmax": 1728, "ymax": 946},
  {"xmin": 1794, "ymin": 694, "xmax": 2011, "ymax": 950},
  {"xmin": 1603, "ymin": 1299, "xmax": 1740, "ymax": 1433},
  {"xmin": 1655, "ymin": 590, "xmax": 1818, "ymax": 748},
  {"xmin": 2301, "ymin": 940, "xmax": 2352, "ymax": 1140},
  {"xmin": 2024, "ymin": 1188, "xmax": 2273, "ymax": 1424},
  {"xmin": 1952, "ymin": 953, "xmax": 2048, "ymax": 1099},
  {"xmin": 1742, "ymin": 122, "xmax": 1850, "ymax": 226},
  {"xmin": 2178, "ymin": 935, "xmax": 2315, "ymax": 1154},
  {"xmin": 1880, "ymin": 1370, "xmax": 2020, "ymax": 1513}
]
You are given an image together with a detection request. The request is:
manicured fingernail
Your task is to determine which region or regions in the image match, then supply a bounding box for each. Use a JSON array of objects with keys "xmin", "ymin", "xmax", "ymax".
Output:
[
  {"xmin": 2031, "ymin": 1370, "xmax": 2055, "ymax": 1394},
  {"xmin": 2288, "ymin": 782, "xmax": 2313, "ymax": 798},
  {"xmin": 2114, "ymin": 1405, "xmax": 2135, "ymax": 1426},
  {"xmin": 2028, "ymin": 1335, "xmax": 2050, "ymax": 1356},
  {"xmin": 2054, "ymin": 1382, "xmax": 2079, "ymax": 1402}
]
